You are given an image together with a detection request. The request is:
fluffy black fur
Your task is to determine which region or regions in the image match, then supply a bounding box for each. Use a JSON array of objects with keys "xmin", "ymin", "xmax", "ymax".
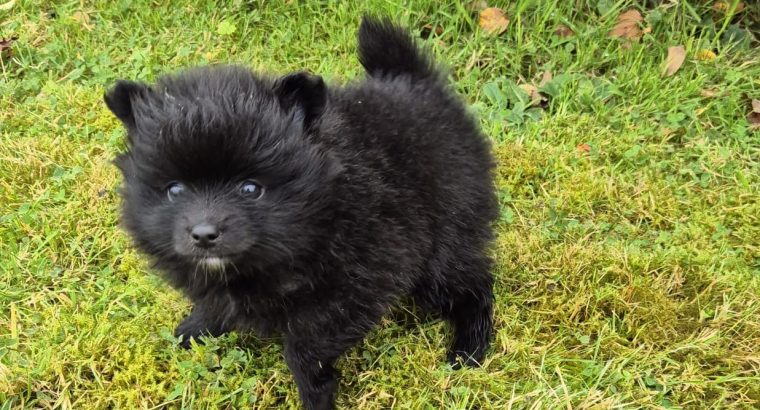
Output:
[{"xmin": 105, "ymin": 16, "xmax": 497, "ymax": 410}]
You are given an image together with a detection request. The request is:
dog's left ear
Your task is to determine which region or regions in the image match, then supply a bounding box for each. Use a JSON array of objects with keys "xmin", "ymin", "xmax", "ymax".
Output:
[{"xmin": 274, "ymin": 72, "xmax": 326, "ymax": 130}]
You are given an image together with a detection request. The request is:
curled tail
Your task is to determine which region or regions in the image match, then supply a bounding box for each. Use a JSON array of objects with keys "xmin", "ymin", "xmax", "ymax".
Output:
[{"xmin": 357, "ymin": 16, "xmax": 439, "ymax": 81}]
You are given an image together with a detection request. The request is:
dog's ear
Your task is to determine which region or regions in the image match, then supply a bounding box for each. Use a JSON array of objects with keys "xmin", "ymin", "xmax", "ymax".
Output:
[
  {"xmin": 274, "ymin": 72, "xmax": 326, "ymax": 130},
  {"xmin": 104, "ymin": 80, "xmax": 150, "ymax": 129}
]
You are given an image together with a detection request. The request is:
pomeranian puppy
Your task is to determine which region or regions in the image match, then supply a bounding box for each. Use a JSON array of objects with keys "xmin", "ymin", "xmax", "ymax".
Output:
[{"xmin": 105, "ymin": 16, "xmax": 497, "ymax": 410}]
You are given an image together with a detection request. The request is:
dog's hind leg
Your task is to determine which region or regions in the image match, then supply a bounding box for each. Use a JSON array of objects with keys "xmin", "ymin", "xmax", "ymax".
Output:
[{"xmin": 413, "ymin": 254, "xmax": 494, "ymax": 368}]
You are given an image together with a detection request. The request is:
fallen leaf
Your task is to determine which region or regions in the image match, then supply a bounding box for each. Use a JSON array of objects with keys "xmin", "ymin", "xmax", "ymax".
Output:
[
  {"xmin": 467, "ymin": 0, "xmax": 488, "ymax": 11},
  {"xmin": 713, "ymin": 1, "xmax": 746, "ymax": 13},
  {"xmin": 72, "ymin": 10, "xmax": 92, "ymax": 30},
  {"xmin": 479, "ymin": 7, "xmax": 509, "ymax": 35},
  {"xmin": 609, "ymin": 9, "xmax": 643, "ymax": 45},
  {"xmin": 577, "ymin": 143, "xmax": 591, "ymax": 153},
  {"xmin": 554, "ymin": 24, "xmax": 574, "ymax": 37},
  {"xmin": 696, "ymin": 49, "xmax": 717, "ymax": 61},
  {"xmin": 539, "ymin": 70, "xmax": 552, "ymax": 87},
  {"xmin": 700, "ymin": 88, "xmax": 719, "ymax": 97},
  {"xmin": 749, "ymin": 113, "xmax": 760, "ymax": 130},
  {"xmin": 663, "ymin": 45, "xmax": 686, "ymax": 76},
  {"xmin": 0, "ymin": 0, "xmax": 15, "ymax": 11},
  {"xmin": 518, "ymin": 83, "xmax": 543, "ymax": 106},
  {"xmin": 749, "ymin": 99, "xmax": 760, "ymax": 130},
  {"xmin": 642, "ymin": 26, "xmax": 652, "ymax": 34},
  {"xmin": 0, "ymin": 36, "xmax": 17, "ymax": 58},
  {"xmin": 420, "ymin": 23, "xmax": 444, "ymax": 39}
]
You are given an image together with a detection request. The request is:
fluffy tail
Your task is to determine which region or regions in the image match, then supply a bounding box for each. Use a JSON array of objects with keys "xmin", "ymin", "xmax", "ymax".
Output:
[{"xmin": 357, "ymin": 16, "xmax": 438, "ymax": 81}]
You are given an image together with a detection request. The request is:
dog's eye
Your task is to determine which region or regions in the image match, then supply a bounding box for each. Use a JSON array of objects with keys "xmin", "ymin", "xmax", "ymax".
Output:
[
  {"xmin": 166, "ymin": 182, "xmax": 185, "ymax": 202},
  {"xmin": 240, "ymin": 180, "xmax": 264, "ymax": 199}
]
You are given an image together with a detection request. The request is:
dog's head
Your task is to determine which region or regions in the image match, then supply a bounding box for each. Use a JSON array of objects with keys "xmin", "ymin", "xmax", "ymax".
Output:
[{"xmin": 105, "ymin": 67, "xmax": 340, "ymax": 277}]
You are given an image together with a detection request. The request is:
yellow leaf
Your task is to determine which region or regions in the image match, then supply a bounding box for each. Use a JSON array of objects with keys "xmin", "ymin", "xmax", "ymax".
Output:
[
  {"xmin": 713, "ymin": 1, "xmax": 746, "ymax": 13},
  {"xmin": 663, "ymin": 45, "xmax": 686, "ymax": 76},
  {"xmin": 696, "ymin": 49, "xmax": 717, "ymax": 61},
  {"xmin": 479, "ymin": 7, "xmax": 509, "ymax": 35},
  {"xmin": 700, "ymin": 89, "xmax": 719, "ymax": 98},
  {"xmin": 72, "ymin": 10, "xmax": 93, "ymax": 30}
]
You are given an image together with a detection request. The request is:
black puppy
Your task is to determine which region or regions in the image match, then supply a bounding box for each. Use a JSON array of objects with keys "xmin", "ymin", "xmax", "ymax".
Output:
[{"xmin": 105, "ymin": 16, "xmax": 497, "ymax": 410}]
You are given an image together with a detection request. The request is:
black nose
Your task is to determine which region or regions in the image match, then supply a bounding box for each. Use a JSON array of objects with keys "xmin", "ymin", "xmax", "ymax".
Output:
[{"xmin": 190, "ymin": 223, "xmax": 219, "ymax": 248}]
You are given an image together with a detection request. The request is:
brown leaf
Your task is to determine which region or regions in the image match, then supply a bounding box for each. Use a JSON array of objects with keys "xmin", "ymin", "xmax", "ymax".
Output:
[
  {"xmin": 663, "ymin": 45, "xmax": 686, "ymax": 76},
  {"xmin": 749, "ymin": 113, "xmax": 760, "ymax": 130},
  {"xmin": 0, "ymin": 36, "xmax": 17, "ymax": 58},
  {"xmin": 554, "ymin": 24, "xmax": 574, "ymax": 37},
  {"xmin": 577, "ymin": 143, "xmax": 591, "ymax": 153},
  {"xmin": 750, "ymin": 99, "xmax": 760, "ymax": 130},
  {"xmin": 0, "ymin": 36, "xmax": 16, "ymax": 50},
  {"xmin": 420, "ymin": 23, "xmax": 444, "ymax": 39},
  {"xmin": 518, "ymin": 84, "xmax": 543, "ymax": 106},
  {"xmin": 609, "ymin": 9, "xmax": 643, "ymax": 42},
  {"xmin": 467, "ymin": 0, "xmax": 488, "ymax": 11},
  {"xmin": 479, "ymin": 7, "xmax": 509, "ymax": 35},
  {"xmin": 539, "ymin": 70, "xmax": 552, "ymax": 87}
]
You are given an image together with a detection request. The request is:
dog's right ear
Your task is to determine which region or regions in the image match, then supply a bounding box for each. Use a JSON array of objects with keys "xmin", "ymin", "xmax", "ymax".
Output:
[{"xmin": 104, "ymin": 80, "xmax": 150, "ymax": 129}]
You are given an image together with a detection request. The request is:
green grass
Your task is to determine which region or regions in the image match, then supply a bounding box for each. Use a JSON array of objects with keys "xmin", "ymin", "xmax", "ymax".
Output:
[{"xmin": 2, "ymin": 0, "xmax": 759, "ymax": 408}]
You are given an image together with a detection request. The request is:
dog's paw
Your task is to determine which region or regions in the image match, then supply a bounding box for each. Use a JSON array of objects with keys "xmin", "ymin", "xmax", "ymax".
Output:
[
  {"xmin": 174, "ymin": 315, "xmax": 206, "ymax": 349},
  {"xmin": 446, "ymin": 350, "xmax": 483, "ymax": 370}
]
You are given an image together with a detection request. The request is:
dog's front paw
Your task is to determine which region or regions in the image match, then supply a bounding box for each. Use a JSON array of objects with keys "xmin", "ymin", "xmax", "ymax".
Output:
[
  {"xmin": 174, "ymin": 313, "xmax": 206, "ymax": 349},
  {"xmin": 446, "ymin": 350, "xmax": 484, "ymax": 370}
]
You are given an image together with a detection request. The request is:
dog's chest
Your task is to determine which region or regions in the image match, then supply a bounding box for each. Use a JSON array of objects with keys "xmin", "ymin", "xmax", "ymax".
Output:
[{"xmin": 226, "ymin": 287, "xmax": 295, "ymax": 336}]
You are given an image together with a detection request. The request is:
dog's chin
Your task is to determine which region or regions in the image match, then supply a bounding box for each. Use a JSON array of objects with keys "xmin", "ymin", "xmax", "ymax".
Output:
[{"xmin": 198, "ymin": 256, "xmax": 228, "ymax": 272}]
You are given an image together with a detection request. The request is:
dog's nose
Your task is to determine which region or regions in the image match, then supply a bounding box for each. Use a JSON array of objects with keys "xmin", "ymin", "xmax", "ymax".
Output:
[{"xmin": 190, "ymin": 223, "xmax": 219, "ymax": 248}]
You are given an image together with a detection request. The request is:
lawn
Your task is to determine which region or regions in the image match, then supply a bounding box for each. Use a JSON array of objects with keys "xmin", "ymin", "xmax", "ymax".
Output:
[{"xmin": 1, "ymin": 0, "xmax": 759, "ymax": 408}]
